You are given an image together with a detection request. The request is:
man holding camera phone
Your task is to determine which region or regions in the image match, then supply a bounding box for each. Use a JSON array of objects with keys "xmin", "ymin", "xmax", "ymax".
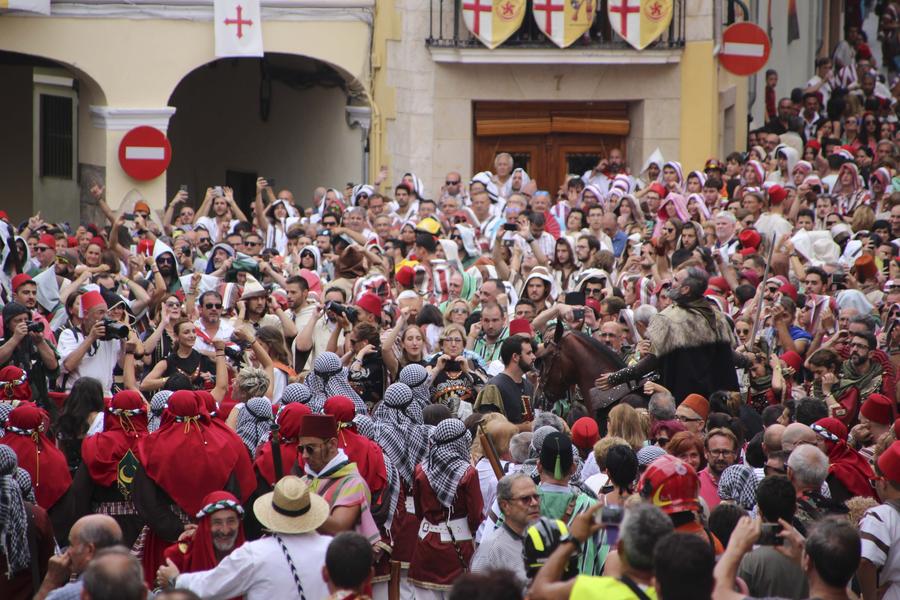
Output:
[{"xmin": 57, "ymin": 290, "xmax": 133, "ymax": 396}]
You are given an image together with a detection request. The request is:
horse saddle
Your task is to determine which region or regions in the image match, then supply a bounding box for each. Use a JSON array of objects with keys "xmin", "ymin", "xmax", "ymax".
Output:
[{"xmin": 589, "ymin": 373, "xmax": 659, "ymax": 410}]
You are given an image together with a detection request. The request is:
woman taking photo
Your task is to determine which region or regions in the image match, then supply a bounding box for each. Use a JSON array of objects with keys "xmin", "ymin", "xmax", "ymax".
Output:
[
  {"xmin": 426, "ymin": 324, "xmax": 486, "ymax": 418},
  {"xmin": 142, "ymin": 294, "xmax": 183, "ymax": 368}
]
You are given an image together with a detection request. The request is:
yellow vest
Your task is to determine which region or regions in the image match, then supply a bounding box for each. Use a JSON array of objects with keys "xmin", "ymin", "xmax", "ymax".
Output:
[{"xmin": 570, "ymin": 575, "xmax": 658, "ymax": 600}]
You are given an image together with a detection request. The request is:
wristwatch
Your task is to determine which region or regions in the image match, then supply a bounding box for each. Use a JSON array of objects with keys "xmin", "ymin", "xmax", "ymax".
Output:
[{"xmin": 559, "ymin": 533, "xmax": 584, "ymax": 554}]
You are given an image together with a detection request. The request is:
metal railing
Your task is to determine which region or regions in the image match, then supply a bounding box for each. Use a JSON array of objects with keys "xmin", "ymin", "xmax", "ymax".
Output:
[{"xmin": 426, "ymin": 0, "xmax": 685, "ymax": 50}]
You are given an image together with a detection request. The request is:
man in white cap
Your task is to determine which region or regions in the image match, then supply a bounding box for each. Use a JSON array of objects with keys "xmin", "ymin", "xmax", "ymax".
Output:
[{"xmin": 157, "ymin": 476, "xmax": 331, "ymax": 600}]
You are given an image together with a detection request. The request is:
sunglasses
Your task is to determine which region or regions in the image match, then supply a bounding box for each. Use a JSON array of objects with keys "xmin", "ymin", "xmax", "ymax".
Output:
[
  {"xmin": 204, "ymin": 303, "xmax": 223, "ymax": 310},
  {"xmin": 35, "ymin": 246, "xmax": 52, "ymax": 252},
  {"xmin": 299, "ymin": 442, "xmax": 329, "ymax": 455},
  {"xmin": 510, "ymin": 493, "xmax": 541, "ymax": 505},
  {"xmin": 157, "ymin": 257, "xmax": 174, "ymax": 265},
  {"xmin": 654, "ymin": 438, "xmax": 669, "ymax": 446},
  {"xmin": 446, "ymin": 180, "xmax": 460, "ymax": 185},
  {"xmin": 165, "ymin": 301, "xmax": 182, "ymax": 308},
  {"xmin": 245, "ymin": 240, "xmax": 262, "ymax": 247}
]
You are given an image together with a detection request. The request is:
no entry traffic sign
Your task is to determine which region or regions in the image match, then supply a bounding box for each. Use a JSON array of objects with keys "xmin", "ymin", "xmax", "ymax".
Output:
[
  {"xmin": 719, "ymin": 22, "xmax": 771, "ymax": 76},
  {"xmin": 118, "ymin": 126, "xmax": 172, "ymax": 181}
]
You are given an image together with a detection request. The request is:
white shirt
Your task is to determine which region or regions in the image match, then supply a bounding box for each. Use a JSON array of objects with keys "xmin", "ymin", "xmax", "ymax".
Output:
[
  {"xmin": 176, "ymin": 533, "xmax": 332, "ymax": 600},
  {"xmin": 57, "ymin": 328, "xmax": 121, "ymax": 396},
  {"xmin": 860, "ymin": 503, "xmax": 900, "ymax": 600},
  {"xmin": 195, "ymin": 216, "xmax": 239, "ymax": 243},
  {"xmin": 193, "ymin": 318, "xmax": 235, "ymax": 354}
]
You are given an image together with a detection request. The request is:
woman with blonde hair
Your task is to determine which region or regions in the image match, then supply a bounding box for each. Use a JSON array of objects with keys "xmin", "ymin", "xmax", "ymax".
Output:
[
  {"xmin": 442, "ymin": 298, "xmax": 471, "ymax": 327},
  {"xmin": 426, "ymin": 323, "xmax": 487, "ymax": 418},
  {"xmin": 607, "ymin": 403, "xmax": 647, "ymax": 451}
]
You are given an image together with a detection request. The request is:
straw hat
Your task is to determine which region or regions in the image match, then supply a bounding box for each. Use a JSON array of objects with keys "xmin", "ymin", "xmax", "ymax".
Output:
[{"xmin": 252, "ymin": 475, "xmax": 329, "ymax": 534}]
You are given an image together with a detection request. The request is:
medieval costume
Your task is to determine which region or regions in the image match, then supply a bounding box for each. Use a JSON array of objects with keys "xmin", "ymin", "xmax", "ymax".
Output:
[
  {"xmin": 235, "ymin": 397, "xmax": 274, "ymax": 457},
  {"xmin": 409, "ymin": 419, "xmax": 483, "ymax": 597},
  {"xmin": 306, "ymin": 352, "xmax": 366, "ymax": 414},
  {"xmin": 133, "ymin": 390, "xmax": 256, "ymax": 586},
  {"xmin": 322, "ymin": 396, "xmax": 387, "ymax": 500},
  {"xmin": 2, "ymin": 403, "xmax": 70, "ymax": 511},
  {"xmin": 812, "ymin": 417, "xmax": 875, "ymax": 503},
  {"xmin": 64, "ymin": 390, "xmax": 148, "ymax": 547},
  {"xmin": 606, "ymin": 287, "xmax": 740, "ymax": 402}
]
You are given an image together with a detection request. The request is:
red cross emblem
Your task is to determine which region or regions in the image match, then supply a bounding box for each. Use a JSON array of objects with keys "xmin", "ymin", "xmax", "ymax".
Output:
[
  {"xmin": 224, "ymin": 4, "xmax": 253, "ymax": 39},
  {"xmin": 463, "ymin": 0, "xmax": 493, "ymax": 34},
  {"xmin": 609, "ymin": 0, "xmax": 640, "ymax": 36},
  {"xmin": 534, "ymin": 0, "xmax": 564, "ymax": 34}
]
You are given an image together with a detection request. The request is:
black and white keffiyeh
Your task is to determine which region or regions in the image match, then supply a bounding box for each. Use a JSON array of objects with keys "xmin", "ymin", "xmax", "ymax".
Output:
[
  {"xmin": 236, "ymin": 397, "xmax": 273, "ymax": 456},
  {"xmin": 399, "ymin": 364, "xmax": 430, "ymax": 407},
  {"xmin": 0, "ymin": 444, "xmax": 29, "ymax": 578},
  {"xmin": 424, "ymin": 418, "xmax": 472, "ymax": 509},
  {"xmin": 371, "ymin": 383, "xmax": 430, "ymax": 486},
  {"xmin": 148, "ymin": 390, "xmax": 172, "ymax": 433},
  {"xmin": 0, "ymin": 402, "xmax": 14, "ymax": 436},
  {"xmin": 306, "ymin": 352, "xmax": 365, "ymax": 414},
  {"xmin": 279, "ymin": 383, "xmax": 312, "ymax": 407},
  {"xmin": 13, "ymin": 467, "xmax": 35, "ymax": 504},
  {"xmin": 718, "ymin": 464, "xmax": 759, "ymax": 511}
]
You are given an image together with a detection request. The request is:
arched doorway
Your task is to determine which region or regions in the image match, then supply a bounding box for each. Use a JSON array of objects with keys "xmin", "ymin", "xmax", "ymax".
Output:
[
  {"xmin": 166, "ymin": 53, "xmax": 370, "ymax": 216},
  {"xmin": 0, "ymin": 50, "xmax": 107, "ymax": 225}
]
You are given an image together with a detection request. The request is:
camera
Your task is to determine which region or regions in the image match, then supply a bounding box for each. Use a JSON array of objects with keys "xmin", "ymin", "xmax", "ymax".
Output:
[
  {"xmin": 213, "ymin": 186, "xmax": 224, "ymax": 197},
  {"xmin": 26, "ymin": 321, "xmax": 45, "ymax": 333},
  {"xmin": 100, "ymin": 317, "xmax": 129, "ymax": 341},
  {"xmin": 832, "ymin": 272, "xmax": 847, "ymax": 289},
  {"xmin": 179, "ymin": 184, "xmax": 188, "ymax": 194},
  {"xmin": 571, "ymin": 309, "xmax": 585, "ymax": 321},
  {"xmin": 223, "ymin": 345, "xmax": 244, "ymax": 363},
  {"xmin": 264, "ymin": 177, "xmax": 275, "ymax": 188},
  {"xmin": 758, "ymin": 523, "xmax": 784, "ymax": 546},
  {"xmin": 502, "ymin": 222, "xmax": 518, "ymax": 231},
  {"xmin": 325, "ymin": 301, "xmax": 359, "ymax": 325},
  {"xmin": 445, "ymin": 359, "xmax": 461, "ymax": 371},
  {"xmin": 595, "ymin": 505, "xmax": 624, "ymax": 545}
]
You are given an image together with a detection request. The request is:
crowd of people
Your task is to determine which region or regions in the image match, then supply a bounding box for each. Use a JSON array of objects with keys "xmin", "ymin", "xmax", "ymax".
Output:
[{"xmin": 7, "ymin": 12, "xmax": 900, "ymax": 600}]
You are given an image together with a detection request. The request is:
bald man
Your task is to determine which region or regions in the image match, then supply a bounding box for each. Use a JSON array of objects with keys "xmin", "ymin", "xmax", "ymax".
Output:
[
  {"xmin": 781, "ymin": 423, "xmax": 817, "ymax": 453},
  {"xmin": 81, "ymin": 547, "xmax": 147, "ymax": 600},
  {"xmin": 762, "ymin": 424, "xmax": 785, "ymax": 457},
  {"xmin": 34, "ymin": 514, "xmax": 123, "ymax": 600}
]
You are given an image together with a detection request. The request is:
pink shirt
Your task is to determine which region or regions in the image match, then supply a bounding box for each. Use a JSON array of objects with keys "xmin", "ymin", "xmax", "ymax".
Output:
[{"xmin": 698, "ymin": 467, "xmax": 721, "ymax": 511}]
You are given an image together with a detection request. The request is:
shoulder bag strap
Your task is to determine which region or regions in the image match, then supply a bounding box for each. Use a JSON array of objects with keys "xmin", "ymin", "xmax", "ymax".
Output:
[
  {"xmin": 274, "ymin": 534, "xmax": 307, "ymax": 600},
  {"xmin": 619, "ymin": 574, "xmax": 653, "ymax": 600}
]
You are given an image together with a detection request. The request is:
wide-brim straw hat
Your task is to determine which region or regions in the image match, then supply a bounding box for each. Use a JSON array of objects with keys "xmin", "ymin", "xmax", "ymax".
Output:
[{"xmin": 253, "ymin": 475, "xmax": 329, "ymax": 534}]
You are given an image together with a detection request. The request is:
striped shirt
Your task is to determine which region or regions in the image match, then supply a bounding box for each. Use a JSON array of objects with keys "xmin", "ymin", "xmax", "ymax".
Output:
[
  {"xmin": 860, "ymin": 502, "xmax": 900, "ymax": 600},
  {"xmin": 472, "ymin": 329, "xmax": 508, "ymax": 363}
]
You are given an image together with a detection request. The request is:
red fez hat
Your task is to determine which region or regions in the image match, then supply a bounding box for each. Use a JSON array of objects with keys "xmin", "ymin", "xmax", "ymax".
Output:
[
  {"xmin": 395, "ymin": 265, "xmax": 415, "ymax": 288},
  {"xmin": 877, "ymin": 440, "xmax": 900, "ymax": 484},
  {"xmin": 855, "ymin": 255, "xmax": 879, "ymax": 283},
  {"xmin": 67, "ymin": 236, "xmax": 78, "ymax": 248},
  {"xmin": 738, "ymin": 229, "xmax": 761, "ymax": 251},
  {"xmin": 779, "ymin": 283, "xmax": 798, "ymax": 302},
  {"xmin": 767, "ymin": 185, "xmax": 787, "ymax": 205},
  {"xmin": 11, "ymin": 273, "xmax": 33, "ymax": 292},
  {"xmin": 779, "ymin": 351, "xmax": 803, "ymax": 373},
  {"xmin": 509, "ymin": 318, "xmax": 533, "ymax": 337},
  {"xmin": 861, "ymin": 393, "xmax": 895, "ymax": 426},
  {"xmin": 681, "ymin": 394, "xmax": 709, "ymax": 420},
  {"xmin": 708, "ymin": 276, "xmax": 730, "ymax": 294},
  {"xmin": 355, "ymin": 292, "xmax": 382, "ymax": 317},
  {"xmin": 647, "ymin": 182, "xmax": 667, "ymax": 197},
  {"xmin": 571, "ymin": 417, "xmax": 600, "ymax": 450},
  {"xmin": 78, "ymin": 290, "xmax": 107, "ymax": 319},
  {"xmin": 298, "ymin": 414, "xmax": 338, "ymax": 440}
]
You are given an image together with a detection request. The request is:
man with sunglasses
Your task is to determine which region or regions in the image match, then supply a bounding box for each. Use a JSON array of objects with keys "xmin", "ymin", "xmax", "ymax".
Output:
[
  {"xmin": 193, "ymin": 291, "xmax": 234, "ymax": 355},
  {"xmin": 296, "ymin": 414, "xmax": 380, "ymax": 542}
]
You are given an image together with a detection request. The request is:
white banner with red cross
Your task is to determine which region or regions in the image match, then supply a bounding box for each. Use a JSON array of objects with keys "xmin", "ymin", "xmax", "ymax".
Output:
[
  {"xmin": 214, "ymin": 0, "xmax": 263, "ymax": 58},
  {"xmin": 607, "ymin": 0, "xmax": 673, "ymax": 50}
]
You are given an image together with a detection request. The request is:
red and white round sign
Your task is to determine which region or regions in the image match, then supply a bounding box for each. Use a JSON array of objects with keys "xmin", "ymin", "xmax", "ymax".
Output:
[
  {"xmin": 118, "ymin": 126, "xmax": 172, "ymax": 181},
  {"xmin": 719, "ymin": 22, "xmax": 771, "ymax": 76}
]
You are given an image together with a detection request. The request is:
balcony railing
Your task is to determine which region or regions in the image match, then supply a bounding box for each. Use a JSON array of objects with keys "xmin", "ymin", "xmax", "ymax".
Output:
[{"xmin": 426, "ymin": 0, "xmax": 685, "ymax": 50}]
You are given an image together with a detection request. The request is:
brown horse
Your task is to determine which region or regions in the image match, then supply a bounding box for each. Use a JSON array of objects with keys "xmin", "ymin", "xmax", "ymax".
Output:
[{"xmin": 535, "ymin": 325, "xmax": 629, "ymax": 429}]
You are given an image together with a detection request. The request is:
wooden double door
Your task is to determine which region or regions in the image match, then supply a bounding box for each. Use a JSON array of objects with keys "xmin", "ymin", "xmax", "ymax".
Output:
[{"xmin": 473, "ymin": 101, "xmax": 631, "ymax": 193}]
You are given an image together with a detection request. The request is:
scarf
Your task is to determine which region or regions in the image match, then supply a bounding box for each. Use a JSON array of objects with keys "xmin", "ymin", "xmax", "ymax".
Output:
[
  {"xmin": 254, "ymin": 403, "xmax": 309, "ymax": 486},
  {"xmin": 14, "ymin": 467, "xmax": 35, "ymax": 504},
  {"xmin": 832, "ymin": 359, "xmax": 882, "ymax": 402},
  {"xmin": 81, "ymin": 390, "xmax": 148, "ymax": 491},
  {"xmin": 717, "ymin": 464, "xmax": 759, "ymax": 510},
  {"xmin": 399, "ymin": 364, "xmax": 430, "ymax": 407},
  {"xmin": 235, "ymin": 397, "xmax": 273, "ymax": 457},
  {"xmin": 370, "ymin": 383, "xmax": 430, "ymax": 486},
  {"xmin": 306, "ymin": 353, "xmax": 365, "ymax": 414},
  {"xmin": 0, "ymin": 444, "xmax": 29, "ymax": 578},
  {"xmin": 324, "ymin": 396, "xmax": 388, "ymax": 496},
  {"xmin": 137, "ymin": 390, "xmax": 256, "ymax": 514},
  {"xmin": 148, "ymin": 390, "xmax": 173, "ymax": 433},
  {"xmin": 279, "ymin": 382, "xmax": 312, "ymax": 409},
  {"xmin": 3, "ymin": 403, "xmax": 71, "ymax": 509},
  {"xmin": 678, "ymin": 297, "xmax": 718, "ymax": 333},
  {"xmin": 304, "ymin": 448, "xmax": 351, "ymax": 479},
  {"xmin": 424, "ymin": 419, "xmax": 472, "ymax": 509},
  {"xmin": 177, "ymin": 491, "xmax": 246, "ymax": 573}
]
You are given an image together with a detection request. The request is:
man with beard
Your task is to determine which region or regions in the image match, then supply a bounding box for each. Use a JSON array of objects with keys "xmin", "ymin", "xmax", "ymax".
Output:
[
  {"xmin": 194, "ymin": 188, "xmax": 244, "ymax": 244},
  {"xmin": 830, "ymin": 331, "xmax": 892, "ymax": 424},
  {"xmin": 158, "ymin": 492, "xmax": 245, "ymax": 587},
  {"xmin": 471, "ymin": 472, "xmax": 540, "ymax": 587},
  {"xmin": 598, "ymin": 267, "xmax": 740, "ymax": 402},
  {"xmin": 698, "ymin": 428, "xmax": 738, "ymax": 511},
  {"xmin": 483, "ymin": 335, "xmax": 535, "ymax": 425},
  {"xmin": 5, "ymin": 274, "xmax": 55, "ymax": 343},
  {"xmin": 193, "ymin": 291, "xmax": 234, "ymax": 355}
]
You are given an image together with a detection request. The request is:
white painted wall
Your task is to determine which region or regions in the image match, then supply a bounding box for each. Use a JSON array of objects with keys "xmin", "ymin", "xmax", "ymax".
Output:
[{"xmin": 165, "ymin": 58, "xmax": 364, "ymax": 212}]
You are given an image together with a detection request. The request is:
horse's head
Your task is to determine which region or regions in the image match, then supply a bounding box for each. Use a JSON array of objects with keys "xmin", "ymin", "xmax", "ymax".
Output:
[{"xmin": 534, "ymin": 324, "xmax": 572, "ymax": 408}]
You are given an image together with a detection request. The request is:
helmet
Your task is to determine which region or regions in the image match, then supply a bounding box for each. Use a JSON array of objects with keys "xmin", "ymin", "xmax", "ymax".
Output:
[
  {"xmin": 637, "ymin": 454, "xmax": 700, "ymax": 515},
  {"xmin": 523, "ymin": 517, "xmax": 579, "ymax": 580}
]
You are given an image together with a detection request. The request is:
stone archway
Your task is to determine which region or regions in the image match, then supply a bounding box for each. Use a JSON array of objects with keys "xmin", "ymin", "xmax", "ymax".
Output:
[{"xmin": 165, "ymin": 52, "xmax": 372, "ymax": 215}]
